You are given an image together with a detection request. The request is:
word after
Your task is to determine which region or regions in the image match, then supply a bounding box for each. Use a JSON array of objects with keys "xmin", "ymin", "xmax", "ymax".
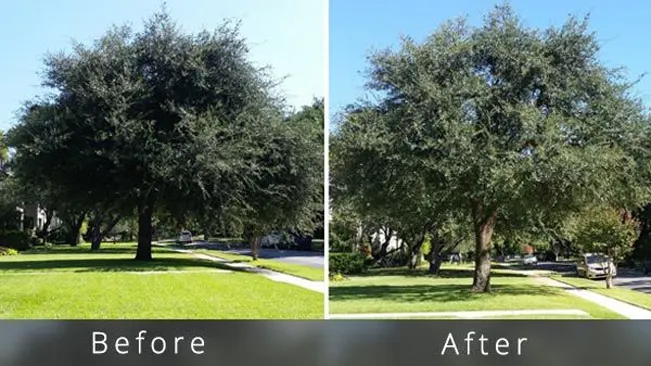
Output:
[
  {"xmin": 92, "ymin": 330, "xmax": 205, "ymax": 355},
  {"xmin": 440, "ymin": 331, "xmax": 528, "ymax": 356}
]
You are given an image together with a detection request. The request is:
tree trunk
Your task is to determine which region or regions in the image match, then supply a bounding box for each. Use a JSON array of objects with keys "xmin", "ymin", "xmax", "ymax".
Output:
[
  {"xmin": 251, "ymin": 236, "xmax": 261, "ymax": 261},
  {"xmin": 90, "ymin": 236, "xmax": 101, "ymax": 251},
  {"xmin": 90, "ymin": 219, "xmax": 102, "ymax": 251},
  {"xmin": 67, "ymin": 231, "xmax": 79, "ymax": 246},
  {"xmin": 373, "ymin": 228, "xmax": 393, "ymax": 260},
  {"xmin": 407, "ymin": 251, "xmax": 420, "ymax": 269},
  {"xmin": 471, "ymin": 204, "xmax": 498, "ymax": 293},
  {"xmin": 407, "ymin": 243, "xmax": 423, "ymax": 269},
  {"xmin": 428, "ymin": 235, "xmax": 444, "ymax": 275},
  {"xmin": 604, "ymin": 253, "xmax": 614, "ymax": 289},
  {"xmin": 67, "ymin": 214, "xmax": 85, "ymax": 246},
  {"xmin": 135, "ymin": 199, "xmax": 154, "ymax": 261},
  {"xmin": 428, "ymin": 254, "xmax": 443, "ymax": 274},
  {"xmin": 552, "ymin": 241, "xmax": 561, "ymax": 258},
  {"xmin": 103, "ymin": 214, "xmax": 122, "ymax": 241},
  {"xmin": 89, "ymin": 214, "xmax": 103, "ymax": 251}
]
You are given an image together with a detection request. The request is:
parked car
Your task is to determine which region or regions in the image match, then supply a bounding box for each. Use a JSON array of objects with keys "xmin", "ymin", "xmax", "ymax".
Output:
[
  {"xmin": 260, "ymin": 232, "xmax": 283, "ymax": 249},
  {"xmin": 576, "ymin": 253, "xmax": 617, "ymax": 279},
  {"xmin": 448, "ymin": 253, "xmax": 462, "ymax": 264},
  {"xmin": 522, "ymin": 254, "xmax": 538, "ymax": 266},
  {"xmin": 178, "ymin": 230, "xmax": 192, "ymax": 245}
]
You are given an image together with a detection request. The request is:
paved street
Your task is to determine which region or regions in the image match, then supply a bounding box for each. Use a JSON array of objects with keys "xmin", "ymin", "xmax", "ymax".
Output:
[
  {"xmin": 534, "ymin": 261, "xmax": 575, "ymax": 273},
  {"xmin": 188, "ymin": 241, "xmax": 324, "ymax": 269},
  {"xmin": 228, "ymin": 248, "xmax": 324, "ymax": 269},
  {"xmin": 534, "ymin": 261, "xmax": 651, "ymax": 294},
  {"xmin": 613, "ymin": 270, "xmax": 651, "ymax": 294}
]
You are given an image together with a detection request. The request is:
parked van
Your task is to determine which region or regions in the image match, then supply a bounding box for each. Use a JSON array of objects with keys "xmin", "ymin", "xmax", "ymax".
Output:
[{"xmin": 576, "ymin": 253, "xmax": 616, "ymax": 279}]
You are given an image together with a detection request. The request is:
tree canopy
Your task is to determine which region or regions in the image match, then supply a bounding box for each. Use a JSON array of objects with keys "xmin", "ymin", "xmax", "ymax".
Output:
[
  {"xmin": 7, "ymin": 9, "xmax": 323, "ymax": 259},
  {"xmin": 331, "ymin": 4, "xmax": 651, "ymax": 291}
]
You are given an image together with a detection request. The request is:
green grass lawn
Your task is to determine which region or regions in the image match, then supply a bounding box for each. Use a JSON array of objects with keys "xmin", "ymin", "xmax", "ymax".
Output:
[
  {"xmin": 195, "ymin": 249, "xmax": 324, "ymax": 281},
  {"xmin": 551, "ymin": 275, "xmax": 651, "ymax": 310},
  {"xmin": 0, "ymin": 243, "xmax": 323, "ymax": 319},
  {"xmin": 329, "ymin": 265, "xmax": 623, "ymax": 319}
]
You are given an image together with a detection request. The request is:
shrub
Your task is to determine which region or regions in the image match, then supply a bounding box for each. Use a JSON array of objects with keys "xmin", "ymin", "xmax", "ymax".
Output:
[
  {"xmin": 421, "ymin": 237, "xmax": 431, "ymax": 256},
  {"xmin": 329, "ymin": 252, "xmax": 368, "ymax": 275},
  {"xmin": 421, "ymin": 234, "xmax": 433, "ymax": 261},
  {"xmin": 330, "ymin": 273, "xmax": 346, "ymax": 282},
  {"xmin": 29, "ymin": 236, "xmax": 44, "ymax": 247},
  {"xmin": 0, "ymin": 231, "xmax": 31, "ymax": 251},
  {"xmin": 384, "ymin": 249, "xmax": 409, "ymax": 267},
  {"xmin": 329, "ymin": 231, "xmax": 352, "ymax": 253},
  {"xmin": 0, "ymin": 246, "xmax": 19, "ymax": 256}
]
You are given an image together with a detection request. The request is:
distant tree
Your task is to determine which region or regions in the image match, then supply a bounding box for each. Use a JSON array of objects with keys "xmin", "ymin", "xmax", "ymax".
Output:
[
  {"xmin": 567, "ymin": 206, "xmax": 639, "ymax": 288},
  {"xmin": 241, "ymin": 99, "xmax": 324, "ymax": 260},
  {"xmin": 57, "ymin": 209, "xmax": 87, "ymax": 246},
  {"xmin": 86, "ymin": 208, "xmax": 123, "ymax": 251},
  {"xmin": 0, "ymin": 177, "xmax": 23, "ymax": 231},
  {"xmin": 629, "ymin": 204, "xmax": 651, "ymax": 266}
]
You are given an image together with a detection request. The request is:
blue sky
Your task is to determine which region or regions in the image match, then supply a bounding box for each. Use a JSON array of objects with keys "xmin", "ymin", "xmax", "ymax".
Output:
[
  {"xmin": 330, "ymin": 0, "xmax": 651, "ymax": 120},
  {"xmin": 0, "ymin": 0, "xmax": 325, "ymax": 130}
]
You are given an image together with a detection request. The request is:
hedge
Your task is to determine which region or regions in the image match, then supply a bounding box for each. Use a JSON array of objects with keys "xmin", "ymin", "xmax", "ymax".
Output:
[
  {"xmin": 0, "ymin": 231, "xmax": 31, "ymax": 251},
  {"xmin": 329, "ymin": 252, "xmax": 369, "ymax": 275}
]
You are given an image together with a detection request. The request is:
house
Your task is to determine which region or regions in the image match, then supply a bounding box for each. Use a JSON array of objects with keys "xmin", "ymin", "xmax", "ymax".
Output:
[
  {"xmin": 20, "ymin": 203, "xmax": 62, "ymax": 234},
  {"xmin": 370, "ymin": 229, "xmax": 403, "ymax": 251}
]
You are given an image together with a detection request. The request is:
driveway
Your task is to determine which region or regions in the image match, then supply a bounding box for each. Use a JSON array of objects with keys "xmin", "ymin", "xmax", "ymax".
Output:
[{"xmin": 187, "ymin": 241, "xmax": 324, "ymax": 269}]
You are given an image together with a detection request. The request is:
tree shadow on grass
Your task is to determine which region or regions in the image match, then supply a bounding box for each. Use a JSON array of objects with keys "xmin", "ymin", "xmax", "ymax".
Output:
[
  {"xmin": 360, "ymin": 267, "xmax": 528, "ymax": 278},
  {"xmin": 556, "ymin": 273, "xmax": 586, "ymax": 279},
  {"xmin": 628, "ymin": 286, "xmax": 651, "ymax": 294},
  {"xmin": 0, "ymin": 257, "xmax": 249, "ymax": 274},
  {"xmin": 23, "ymin": 244, "xmax": 170, "ymax": 256},
  {"xmin": 492, "ymin": 263, "xmax": 534, "ymax": 271},
  {"xmin": 329, "ymin": 283, "xmax": 561, "ymax": 303},
  {"xmin": 614, "ymin": 279, "xmax": 651, "ymax": 288},
  {"xmin": 25, "ymin": 247, "xmax": 134, "ymax": 255}
]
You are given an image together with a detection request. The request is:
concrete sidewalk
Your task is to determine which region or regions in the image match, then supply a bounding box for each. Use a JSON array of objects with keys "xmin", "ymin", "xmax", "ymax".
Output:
[
  {"xmin": 170, "ymin": 248, "xmax": 325, "ymax": 294},
  {"xmin": 330, "ymin": 309, "xmax": 591, "ymax": 319},
  {"xmin": 536, "ymin": 276, "xmax": 651, "ymax": 319}
]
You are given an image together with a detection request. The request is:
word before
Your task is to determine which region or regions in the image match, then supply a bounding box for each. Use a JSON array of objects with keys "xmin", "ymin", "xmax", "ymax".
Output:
[
  {"xmin": 440, "ymin": 331, "xmax": 528, "ymax": 356},
  {"xmin": 92, "ymin": 331, "xmax": 205, "ymax": 355}
]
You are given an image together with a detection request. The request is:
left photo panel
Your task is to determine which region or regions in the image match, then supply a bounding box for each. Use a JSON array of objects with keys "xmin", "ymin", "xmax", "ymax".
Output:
[{"xmin": 0, "ymin": 0, "xmax": 326, "ymax": 319}]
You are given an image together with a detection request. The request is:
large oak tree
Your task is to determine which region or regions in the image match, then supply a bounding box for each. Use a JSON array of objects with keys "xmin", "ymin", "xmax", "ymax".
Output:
[
  {"xmin": 332, "ymin": 4, "xmax": 651, "ymax": 292},
  {"xmin": 9, "ymin": 10, "xmax": 323, "ymax": 260}
]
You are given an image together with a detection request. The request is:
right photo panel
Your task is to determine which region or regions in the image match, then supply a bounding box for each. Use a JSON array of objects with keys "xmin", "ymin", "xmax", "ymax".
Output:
[{"xmin": 328, "ymin": 0, "xmax": 651, "ymax": 320}]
